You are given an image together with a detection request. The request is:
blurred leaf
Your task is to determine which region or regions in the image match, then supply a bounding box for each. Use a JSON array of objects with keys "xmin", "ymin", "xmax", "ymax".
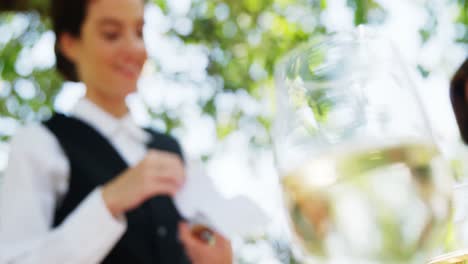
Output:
[
  {"xmin": 346, "ymin": 0, "xmax": 384, "ymax": 26},
  {"xmin": 320, "ymin": 0, "xmax": 327, "ymax": 10},
  {"xmin": 216, "ymin": 121, "xmax": 237, "ymax": 139},
  {"xmin": 417, "ymin": 65, "xmax": 430, "ymax": 78},
  {"xmin": 456, "ymin": 0, "xmax": 468, "ymax": 43},
  {"xmin": 151, "ymin": 0, "xmax": 168, "ymax": 13},
  {"xmin": 419, "ymin": 3, "xmax": 438, "ymax": 44},
  {"xmin": 201, "ymin": 96, "xmax": 217, "ymax": 116}
]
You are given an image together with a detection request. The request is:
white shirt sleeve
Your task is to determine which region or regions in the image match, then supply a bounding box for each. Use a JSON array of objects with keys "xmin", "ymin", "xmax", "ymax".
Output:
[{"xmin": 0, "ymin": 124, "xmax": 127, "ymax": 264}]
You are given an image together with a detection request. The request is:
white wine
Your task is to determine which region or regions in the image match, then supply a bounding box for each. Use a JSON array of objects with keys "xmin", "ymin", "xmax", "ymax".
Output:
[{"xmin": 282, "ymin": 141, "xmax": 453, "ymax": 264}]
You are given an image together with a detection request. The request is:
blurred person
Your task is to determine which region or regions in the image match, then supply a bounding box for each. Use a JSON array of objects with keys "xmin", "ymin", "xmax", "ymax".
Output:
[
  {"xmin": 0, "ymin": 0, "xmax": 232, "ymax": 263},
  {"xmin": 451, "ymin": 57, "xmax": 468, "ymax": 144},
  {"xmin": 450, "ymin": 58, "xmax": 468, "ymax": 250},
  {"xmin": 450, "ymin": 57, "xmax": 468, "ymax": 247}
]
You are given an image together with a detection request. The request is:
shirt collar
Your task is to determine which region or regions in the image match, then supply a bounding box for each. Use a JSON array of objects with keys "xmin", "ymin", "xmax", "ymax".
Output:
[{"xmin": 70, "ymin": 98, "xmax": 151, "ymax": 144}]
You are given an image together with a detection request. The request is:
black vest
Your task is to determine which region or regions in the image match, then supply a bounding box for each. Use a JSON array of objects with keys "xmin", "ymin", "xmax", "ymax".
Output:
[{"xmin": 44, "ymin": 113, "xmax": 190, "ymax": 264}]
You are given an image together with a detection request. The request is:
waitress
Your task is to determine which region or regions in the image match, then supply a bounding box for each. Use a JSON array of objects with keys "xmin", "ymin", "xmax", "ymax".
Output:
[{"xmin": 0, "ymin": 0, "xmax": 232, "ymax": 263}]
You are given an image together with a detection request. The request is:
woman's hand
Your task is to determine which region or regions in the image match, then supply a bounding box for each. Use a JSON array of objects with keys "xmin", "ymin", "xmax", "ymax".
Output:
[
  {"xmin": 102, "ymin": 150, "xmax": 185, "ymax": 217},
  {"xmin": 179, "ymin": 222, "xmax": 233, "ymax": 264}
]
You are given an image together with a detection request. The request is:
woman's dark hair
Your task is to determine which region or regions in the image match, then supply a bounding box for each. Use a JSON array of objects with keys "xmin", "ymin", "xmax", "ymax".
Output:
[
  {"xmin": 51, "ymin": 0, "xmax": 90, "ymax": 82},
  {"xmin": 450, "ymin": 57, "xmax": 468, "ymax": 144}
]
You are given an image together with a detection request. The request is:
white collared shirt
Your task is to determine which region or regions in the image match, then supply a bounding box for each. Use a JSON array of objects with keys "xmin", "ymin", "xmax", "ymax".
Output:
[{"xmin": 0, "ymin": 98, "xmax": 151, "ymax": 264}]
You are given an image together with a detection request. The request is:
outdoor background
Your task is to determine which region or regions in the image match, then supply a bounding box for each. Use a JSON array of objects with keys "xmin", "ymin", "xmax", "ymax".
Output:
[{"xmin": 0, "ymin": 0, "xmax": 467, "ymax": 263}]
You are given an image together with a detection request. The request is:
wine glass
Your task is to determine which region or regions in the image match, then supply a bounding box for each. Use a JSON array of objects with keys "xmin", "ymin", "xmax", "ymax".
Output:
[{"xmin": 272, "ymin": 26, "xmax": 457, "ymax": 264}]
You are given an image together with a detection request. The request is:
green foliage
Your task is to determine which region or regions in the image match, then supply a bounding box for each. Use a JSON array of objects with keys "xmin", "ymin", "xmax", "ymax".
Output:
[
  {"xmin": 456, "ymin": 0, "xmax": 468, "ymax": 43},
  {"xmin": 419, "ymin": 3, "xmax": 438, "ymax": 44},
  {"xmin": 1, "ymin": 0, "xmax": 465, "ymax": 142},
  {"xmin": 346, "ymin": 0, "xmax": 383, "ymax": 25},
  {"xmin": 0, "ymin": 12, "xmax": 61, "ymax": 134}
]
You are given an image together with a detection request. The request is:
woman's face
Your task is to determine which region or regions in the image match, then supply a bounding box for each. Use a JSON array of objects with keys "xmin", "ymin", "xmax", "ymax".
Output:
[{"xmin": 69, "ymin": 0, "xmax": 147, "ymax": 101}]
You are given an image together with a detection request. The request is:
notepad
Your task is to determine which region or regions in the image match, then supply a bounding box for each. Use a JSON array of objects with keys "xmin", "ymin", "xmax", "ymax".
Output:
[{"xmin": 174, "ymin": 160, "xmax": 269, "ymax": 238}]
